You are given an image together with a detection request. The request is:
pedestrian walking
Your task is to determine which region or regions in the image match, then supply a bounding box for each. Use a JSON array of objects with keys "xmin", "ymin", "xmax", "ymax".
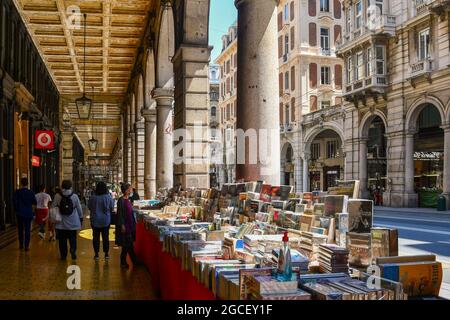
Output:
[
  {"xmin": 116, "ymin": 183, "xmax": 137, "ymax": 268},
  {"xmin": 88, "ymin": 181, "xmax": 114, "ymax": 261},
  {"xmin": 35, "ymin": 185, "xmax": 52, "ymax": 239},
  {"xmin": 51, "ymin": 180, "xmax": 83, "ymax": 261},
  {"xmin": 47, "ymin": 186, "xmax": 61, "ymax": 241},
  {"xmin": 13, "ymin": 178, "xmax": 37, "ymax": 251}
]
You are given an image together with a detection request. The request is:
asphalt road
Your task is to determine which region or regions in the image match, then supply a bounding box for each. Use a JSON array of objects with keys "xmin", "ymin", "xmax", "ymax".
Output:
[{"xmin": 373, "ymin": 207, "xmax": 450, "ymax": 299}]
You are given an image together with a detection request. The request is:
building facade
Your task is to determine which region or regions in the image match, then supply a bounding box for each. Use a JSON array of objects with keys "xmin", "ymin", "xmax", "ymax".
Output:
[
  {"xmin": 209, "ymin": 64, "xmax": 220, "ymax": 187},
  {"xmin": 337, "ymin": 0, "xmax": 450, "ymax": 208},
  {"xmin": 215, "ymin": 22, "xmax": 238, "ymax": 185},
  {"xmin": 278, "ymin": 0, "xmax": 344, "ymax": 193}
]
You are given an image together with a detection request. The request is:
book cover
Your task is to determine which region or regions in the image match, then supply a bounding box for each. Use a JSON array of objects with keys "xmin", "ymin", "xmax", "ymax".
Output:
[
  {"xmin": 347, "ymin": 199, "xmax": 373, "ymax": 233},
  {"xmin": 259, "ymin": 184, "xmax": 272, "ymax": 202},
  {"xmin": 239, "ymin": 268, "xmax": 273, "ymax": 300},
  {"xmin": 254, "ymin": 181, "xmax": 264, "ymax": 194}
]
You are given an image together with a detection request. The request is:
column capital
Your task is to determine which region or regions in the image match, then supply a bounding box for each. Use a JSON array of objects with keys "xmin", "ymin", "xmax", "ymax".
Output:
[
  {"xmin": 358, "ymin": 137, "xmax": 369, "ymax": 143},
  {"xmin": 441, "ymin": 123, "xmax": 450, "ymax": 131},
  {"xmin": 142, "ymin": 108, "xmax": 157, "ymax": 122},
  {"xmin": 152, "ymin": 87, "xmax": 174, "ymax": 105},
  {"xmin": 303, "ymin": 152, "xmax": 311, "ymax": 161},
  {"xmin": 405, "ymin": 128, "xmax": 418, "ymax": 137}
]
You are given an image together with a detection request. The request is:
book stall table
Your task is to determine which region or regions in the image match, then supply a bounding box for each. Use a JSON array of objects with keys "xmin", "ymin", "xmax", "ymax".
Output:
[{"xmin": 132, "ymin": 181, "xmax": 445, "ymax": 301}]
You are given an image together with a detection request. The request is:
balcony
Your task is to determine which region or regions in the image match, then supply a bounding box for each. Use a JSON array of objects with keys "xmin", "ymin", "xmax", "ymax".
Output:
[
  {"xmin": 415, "ymin": 0, "xmax": 433, "ymax": 15},
  {"xmin": 408, "ymin": 58, "xmax": 433, "ymax": 82},
  {"xmin": 344, "ymin": 75, "xmax": 388, "ymax": 97},
  {"xmin": 320, "ymin": 48, "xmax": 335, "ymax": 56},
  {"xmin": 336, "ymin": 15, "xmax": 396, "ymax": 53},
  {"xmin": 302, "ymin": 104, "xmax": 344, "ymax": 125}
]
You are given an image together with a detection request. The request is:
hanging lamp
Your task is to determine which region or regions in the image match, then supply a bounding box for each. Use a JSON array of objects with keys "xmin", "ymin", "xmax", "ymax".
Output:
[{"xmin": 75, "ymin": 13, "xmax": 92, "ymax": 119}]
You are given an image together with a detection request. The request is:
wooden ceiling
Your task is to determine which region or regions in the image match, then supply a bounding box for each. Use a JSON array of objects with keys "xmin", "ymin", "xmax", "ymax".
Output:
[{"xmin": 13, "ymin": 0, "xmax": 155, "ymax": 154}]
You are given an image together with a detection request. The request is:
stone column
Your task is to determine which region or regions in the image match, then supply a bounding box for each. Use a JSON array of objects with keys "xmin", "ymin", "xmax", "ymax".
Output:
[
  {"xmin": 359, "ymin": 138, "xmax": 368, "ymax": 199},
  {"xmin": 126, "ymin": 135, "xmax": 132, "ymax": 183},
  {"xmin": 295, "ymin": 157, "xmax": 303, "ymax": 193},
  {"xmin": 61, "ymin": 130, "xmax": 75, "ymax": 183},
  {"xmin": 153, "ymin": 88, "xmax": 174, "ymax": 189},
  {"xmin": 235, "ymin": 0, "xmax": 280, "ymax": 185},
  {"xmin": 130, "ymin": 131, "xmax": 136, "ymax": 187},
  {"xmin": 135, "ymin": 121, "xmax": 145, "ymax": 196},
  {"xmin": 404, "ymin": 131, "xmax": 418, "ymax": 207},
  {"xmin": 303, "ymin": 153, "xmax": 310, "ymax": 193},
  {"xmin": 142, "ymin": 108, "xmax": 157, "ymax": 198},
  {"xmin": 442, "ymin": 124, "xmax": 450, "ymax": 208}
]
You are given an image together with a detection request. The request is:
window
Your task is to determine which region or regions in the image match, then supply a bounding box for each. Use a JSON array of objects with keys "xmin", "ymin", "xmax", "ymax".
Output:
[
  {"xmin": 347, "ymin": 56, "xmax": 353, "ymax": 83},
  {"xmin": 327, "ymin": 140, "xmax": 339, "ymax": 159},
  {"xmin": 321, "ymin": 66, "xmax": 331, "ymax": 85},
  {"xmin": 375, "ymin": 46, "xmax": 385, "ymax": 74},
  {"xmin": 226, "ymin": 60, "xmax": 230, "ymax": 73},
  {"xmin": 355, "ymin": 1, "xmax": 362, "ymax": 30},
  {"xmin": 320, "ymin": 0, "xmax": 330, "ymax": 12},
  {"xmin": 285, "ymin": 34, "xmax": 289, "ymax": 55},
  {"xmin": 311, "ymin": 143, "xmax": 321, "ymax": 160},
  {"xmin": 211, "ymin": 106, "xmax": 217, "ymax": 117},
  {"xmin": 320, "ymin": 28, "xmax": 330, "ymax": 54},
  {"xmin": 418, "ymin": 29, "xmax": 430, "ymax": 61},
  {"xmin": 356, "ymin": 51, "xmax": 364, "ymax": 80},
  {"xmin": 284, "ymin": 3, "xmax": 289, "ymax": 21},
  {"xmin": 321, "ymin": 100, "xmax": 331, "ymax": 109},
  {"xmin": 366, "ymin": 47, "xmax": 373, "ymax": 76},
  {"xmin": 285, "ymin": 104, "xmax": 290, "ymax": 125},
  {"xmin": 285, "ymin": 71, "xmax": 290, "ymax": 90}
]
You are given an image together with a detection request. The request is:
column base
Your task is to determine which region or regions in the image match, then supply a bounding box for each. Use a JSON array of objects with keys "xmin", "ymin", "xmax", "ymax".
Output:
[{"xmin": 383, "ymin": 191, "xmax": 418, "ymax": 208}]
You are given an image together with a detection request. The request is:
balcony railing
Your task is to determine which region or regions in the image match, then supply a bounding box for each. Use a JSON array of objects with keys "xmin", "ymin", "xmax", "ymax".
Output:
[
  {"xmin": 320, "ymin": 48, "xmax": 334, "ymax": 56},
  {"xmin": 303, "ymin": 104, "xmax": 343, "ymax": 124},
  {"xmin": 344, "ymin": 75, "xmax": 388, "ymax": 95},
  {"xmin": 337, "ymin": 15, "xmax": 396, "ymax": 50},
  {"xmin": 415, "ymin": 0, "xmax": 433, "ymax": 14},
  {"xmin": 409, "ymin": 58, "xmax": 433, "ymax": 78}
]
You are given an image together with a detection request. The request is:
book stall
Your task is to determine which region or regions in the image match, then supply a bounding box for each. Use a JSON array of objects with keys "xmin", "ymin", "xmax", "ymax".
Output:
[{"xmin": 133, "ymin": 180, "xmax": 444, "ymax": 300}]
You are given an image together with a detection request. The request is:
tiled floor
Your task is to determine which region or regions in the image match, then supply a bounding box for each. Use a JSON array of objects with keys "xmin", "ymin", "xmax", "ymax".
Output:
[{"xmin": 0, "ymin": 222, "xmax": 157, "ymax": 300}]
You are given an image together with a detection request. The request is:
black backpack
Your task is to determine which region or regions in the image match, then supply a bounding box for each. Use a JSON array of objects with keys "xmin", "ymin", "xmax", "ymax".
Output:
[{"xmin": 59, "ymin": 193, "xmax": 74, "ymax": 216}]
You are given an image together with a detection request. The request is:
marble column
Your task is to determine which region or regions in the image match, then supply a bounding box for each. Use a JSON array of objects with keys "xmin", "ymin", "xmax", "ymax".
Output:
[
  {"xmin": 359, "ymin": 138, "xmax": 368, "ymax": 199},
  {"xmin": 134, "ymin": 121, "xmax": 145, "ymax": 196},
  {"xmin": 142, "ymin": 108, "xmax": 157, "ymax": 198},
  {"xmin": 130, "ymin": 131, "xmax": 136, "ymax": 187},
  {"xmin": 404, "ymin": 131, "xmax": 418, "ymax": 207},
  {"xmin": 442, "ymin": 124, "xmax": 450, "ymax": 208},
  {"xmin": 303, "ymin": 153, "xmax": 310, "ymax": 193},
  {"xmin": 153, "ymin": 88, "xmax": 174, "ymax": 189},
  {"xmin": 234, "ymin": 0, "xmax": 280, "ymax": 185}
]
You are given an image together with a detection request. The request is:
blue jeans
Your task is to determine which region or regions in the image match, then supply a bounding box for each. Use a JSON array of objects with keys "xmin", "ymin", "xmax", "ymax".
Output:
[{"xmin": 17, "ymin": 215, "xmax": 33, "ymax": 249}]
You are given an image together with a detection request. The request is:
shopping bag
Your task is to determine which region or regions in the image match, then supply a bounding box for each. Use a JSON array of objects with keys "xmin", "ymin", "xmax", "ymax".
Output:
[{"xmin": 49, "ymin": 207, "xmax": 62, "ymax": 223}]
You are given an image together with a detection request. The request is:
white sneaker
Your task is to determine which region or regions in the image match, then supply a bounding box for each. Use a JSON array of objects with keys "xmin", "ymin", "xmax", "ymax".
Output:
[{"xmin": 38, "ymin": 232, "xmax": 45, "ymax": 239}]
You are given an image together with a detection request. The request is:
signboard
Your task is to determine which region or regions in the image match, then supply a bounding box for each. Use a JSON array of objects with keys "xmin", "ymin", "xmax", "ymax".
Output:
[
  {"xmin": 31, "ymin": 156, "xmax": 40, "ymax": 167},
  {"xmin": 414, "ymin": 151, "xmax": 443, "ymax": 160},
  {"xmin": 35, "ymin": 130, "xmax": 54, "ymax": 150}
]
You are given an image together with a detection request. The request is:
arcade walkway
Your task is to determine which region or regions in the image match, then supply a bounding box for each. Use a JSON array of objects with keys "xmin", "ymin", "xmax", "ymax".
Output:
[{"xmin": 0, "ymin": 219, "xmax": 157, "ymax": 300}]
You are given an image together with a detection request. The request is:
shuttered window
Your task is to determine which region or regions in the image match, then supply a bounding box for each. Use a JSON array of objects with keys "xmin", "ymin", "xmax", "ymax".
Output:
[
  {"xmin": 309, "ymin": 63, "xmax": 317, "ymax": 88},
  {"xmin": 309, "ymin": 23, "xmax": 317, "ymax": 46}
]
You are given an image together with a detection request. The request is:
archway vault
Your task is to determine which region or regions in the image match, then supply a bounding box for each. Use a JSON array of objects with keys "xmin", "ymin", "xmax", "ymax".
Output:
[
  {"xmin": 303, "ymin": 123, "xmax": 345, "ymax": 154},
  {"xmin": 406, "ymin": 95, "xmax": 446, "ymax": 131}
]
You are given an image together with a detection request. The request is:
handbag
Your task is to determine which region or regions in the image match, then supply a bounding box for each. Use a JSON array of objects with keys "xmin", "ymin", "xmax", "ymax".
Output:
[{"xmin": 49, "ymin": 206, "xmax": 62, "ymax": 223}]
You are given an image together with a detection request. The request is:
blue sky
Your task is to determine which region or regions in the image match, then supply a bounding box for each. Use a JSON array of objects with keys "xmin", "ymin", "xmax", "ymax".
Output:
[{"xmin": 209, "ymin": 0, "xmax": 237, "ymax": 63}]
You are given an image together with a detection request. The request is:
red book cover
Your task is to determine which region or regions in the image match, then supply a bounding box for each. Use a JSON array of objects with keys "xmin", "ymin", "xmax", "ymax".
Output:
[{"xmin": 259, "ymin": 184, "xmax": 272, "ymax": 202}]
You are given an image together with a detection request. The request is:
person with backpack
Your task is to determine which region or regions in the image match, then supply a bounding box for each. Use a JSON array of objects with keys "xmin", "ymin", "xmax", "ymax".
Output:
[
  {"xmin": 51, "ymin": 180, "xmax": 83, "ymax": 260},
  {"xmin": 88, "ymin": 181, "xmax": 114, "ymax": 261},
  {"xmin": 13, "ymin": 178, "xmax": 37, "ymax": 251}
]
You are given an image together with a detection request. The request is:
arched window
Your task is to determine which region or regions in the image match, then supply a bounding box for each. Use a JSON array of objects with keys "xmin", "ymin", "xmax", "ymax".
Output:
[{"xmin": 211, "ymin": 106, "xmax": 217, "ymax": 117}]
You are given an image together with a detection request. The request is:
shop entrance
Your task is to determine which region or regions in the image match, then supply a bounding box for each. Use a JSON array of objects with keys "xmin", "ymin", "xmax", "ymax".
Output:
[
  {"xmin": 367, "ymin": 116, "xmax": 387, "ymax": 205},
  {"xmin": 414, "ymin": 104, "xmax": 444, "ymax": 208},
  {"xmin": 281, "ymin": 143, "xmax": 294, "ymax": 187}
]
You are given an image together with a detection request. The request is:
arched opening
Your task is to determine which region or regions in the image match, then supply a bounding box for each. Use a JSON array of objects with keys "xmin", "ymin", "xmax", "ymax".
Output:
[
  {"xmin": 414, "ymin": 104, "xmax": 444, "ymax": 208},
  {"xmin": 281, "ymin": 143, "xmax": 294, "ymax": 186},
  {"xmin": 156, "ymin": 4, "xmax": 175, "ymax": 88},
  {"xmin": 309, "ymin": 129, "xmax": 344, "ymax": 191},
  {"xmin": 367, "ymin": 116, "xmax": 387, "ymax": 205}
]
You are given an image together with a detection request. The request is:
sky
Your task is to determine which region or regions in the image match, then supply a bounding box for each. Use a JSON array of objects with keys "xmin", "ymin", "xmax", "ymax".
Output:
[{"xmin": 209, "ymin": 0, "xmax": 237, "ymax": 63}]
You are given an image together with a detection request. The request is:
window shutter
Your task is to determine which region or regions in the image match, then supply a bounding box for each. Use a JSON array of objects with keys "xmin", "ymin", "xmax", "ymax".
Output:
[
  {"xmin": 334, "ymin": 0, "xmax": 341, "ymax": 19},
  {"xmin": 291, "ymin": 97, "xmax": 296, "ymax": 122},
  {"xmin": 310, "ymin": 63, "xmax": 317, "ymax": 88},
  {"xmin": 291, "ymin": 66, "xmax": 296, "ymax": 91},
  {"xmin": 279, "ymin": 73, "xmax": 283, "ymax": 96},
  {"xmin": 291, "ymin": 26, "xmax": 295, "ymax": 50},
  {"xmin": 309, "ymin": 0, "xmax": 316, "ymax": 17},
  {"xmin": 290, "ymin": 1, "xmax": 295, "ymax": 21},
  {"xmin": 335, "ymin": 64, "xmax": 342, "ymax": 90},
  {"xmin": 334, "ymin": 25, "xmax": 342, "ymax": 45},
  {"xmin": 278, "ymin": 36, "xmax": 283, "ymax": 58},
  {"xmin": 310, "ymin": 95, "xmax": 318, "ymax": 112},
  {"xmin": 278, "ymin": 12, "xmax": 283, "ymax": 31},
  {"xmin": 280, "ymin": 103, "xmax": 284, "ymax": 124},
  {"xmin": 309, "ymin": 23, "xmax": 317, "ymax": 46}
]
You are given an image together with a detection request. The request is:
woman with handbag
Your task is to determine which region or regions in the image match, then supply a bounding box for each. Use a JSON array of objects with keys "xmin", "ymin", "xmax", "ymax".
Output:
[
  {"xmin": 88, "ymin": 181, "xmax": 114, "ymax": 261},
  {"xmin": 116, "ymin": 183, "xmax": 137, "ymax": 268}
]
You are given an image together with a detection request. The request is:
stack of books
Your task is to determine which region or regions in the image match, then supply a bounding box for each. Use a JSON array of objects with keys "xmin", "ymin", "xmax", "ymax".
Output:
[
  {"xmin": 246, "ymin": 275, "xmax": 299, "ymax": 300},
  {"xmin": 299, "ymin": 232, "xmax": 328, "ymax": 260},
  {"xmin": 347, "ymin": 232, "xmax": 371, "ymax": 267},
  {"xmin": 318, "ymin": 244, "xmax": 349, "ymax": 273},
  {"xmin": 271, "ymin": 248, "xmax": 310, "ymax": 273}
]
